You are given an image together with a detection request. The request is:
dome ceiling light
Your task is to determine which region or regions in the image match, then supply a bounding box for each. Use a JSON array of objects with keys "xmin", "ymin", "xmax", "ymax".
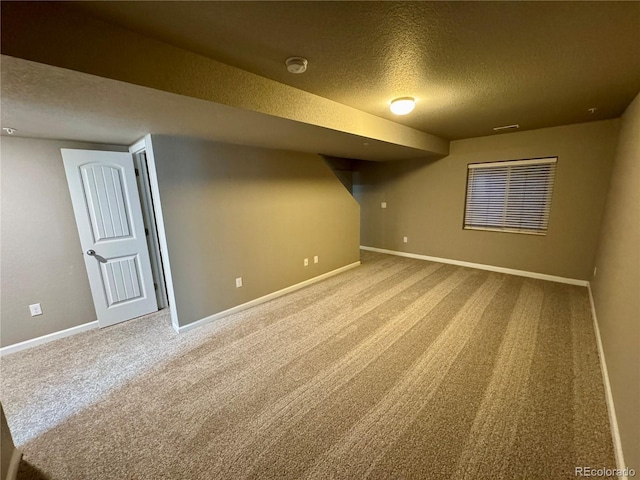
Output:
[
  {"xmin": 389, "ymin": 97, "xmax": 415, "ymax": 115},
  {"xmin": 285, "ymin": 57, "xmax": 308, "ymax": 74}
]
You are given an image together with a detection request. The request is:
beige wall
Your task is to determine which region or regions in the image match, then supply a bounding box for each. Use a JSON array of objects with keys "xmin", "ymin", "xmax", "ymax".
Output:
[
  {"xmin": 150, "ymin": 135, "xmax": 360, "ymax": 328},
  {"xmin": 591, "ymin": 93, "xmax": 640, "ymax": 471},
  {"xmin": 1, "ymin": 135, "xmax": 358, "ymax": 345},
  {"xmin": 355, "ymin": 119, "xmax": 619, "ymax": 280},
  {"xmin": 0, "ymin": 137, "xmax": 126, "ymax": 347}
]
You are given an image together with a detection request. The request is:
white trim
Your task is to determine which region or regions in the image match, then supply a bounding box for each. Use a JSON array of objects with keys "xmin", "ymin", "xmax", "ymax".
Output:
[
  {"xmin": 360, "ymin": 246, "xmax": 588, "ymax": 286},
  {"xmin": 141, "ymin": 135, "xmax": 180, "ymax": 333},
  {"xmin": 129, "ymin": 138, "xmax": 147, "ymax": 155},
  {"xmin": 587, "ymin": 283, "xmax": 628, "ymax": 478},
  {"xmin": 6, "ymin": 448, "xmax": 22, "ymax": 480},
  {"xmin": 0, "ymin": 321, "xmax": 99, "ymax": 356},
  {"xmin": 463, "ymin": 226, "xmax": 546, "ymax": 236},
  {"xmin": 468, "ymin": 156, "xmax": 557, "ymax": 169},
  {"xmin": 178, "ymin": 261, "xmax": 361, "ymax": 334}
]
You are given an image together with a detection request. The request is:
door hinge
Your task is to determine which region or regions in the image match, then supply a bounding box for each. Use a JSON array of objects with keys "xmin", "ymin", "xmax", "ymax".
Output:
[
  {"xmin": 154, "ymin": 283, "xmax": 158, "ymax": 290},
  {"xmin": 145, "ymin": 228, "xmax": 149, "ymax": 236},
  {"xmin": 135, "ymin": 168, "xmax": 140, "ymax": 177}
]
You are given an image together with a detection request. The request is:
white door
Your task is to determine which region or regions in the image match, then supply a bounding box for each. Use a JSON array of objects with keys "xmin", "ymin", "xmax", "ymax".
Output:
[{"xmin": 62, "ymin": 149, "xmax": 158, "ymax": 328}]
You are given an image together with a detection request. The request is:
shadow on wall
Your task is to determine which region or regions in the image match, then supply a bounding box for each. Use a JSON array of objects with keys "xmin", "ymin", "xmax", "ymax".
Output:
[
  {"xmin": 17, "ymin": 459, "xmax": 51, "ymax": 480},
  {"xmin": 325, "ymin": 156, "xmax": 439, "ymax": 195},
  {"xmin": 322, "ymin": 156, "xmax": 355, "ymax": 194},
  {"xmin": 352, "ymin": 157, "xmax": 436, "ymax": 188}
]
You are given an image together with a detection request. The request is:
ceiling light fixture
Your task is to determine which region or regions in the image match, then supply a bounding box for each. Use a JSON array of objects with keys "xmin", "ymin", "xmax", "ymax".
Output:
[
  {"xmin": 285, "ymin": 57, "xmax": 308, "ymax": 74},
  {"xmin": 2, "ymin": 127, "xmax": 16, "ymax": 135},
  {"xmin": 389, "ymin": 97, "xmax": 415, "ymax": 115},
  {"xmin": 492, "ymin": 124, "xmax": 519, "ymax": 132}
]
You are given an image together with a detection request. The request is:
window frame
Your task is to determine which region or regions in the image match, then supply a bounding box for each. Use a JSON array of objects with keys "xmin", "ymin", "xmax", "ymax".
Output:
[{"xmin": 462, "ymin": 156, "xmax": 558, "ymax": 236}]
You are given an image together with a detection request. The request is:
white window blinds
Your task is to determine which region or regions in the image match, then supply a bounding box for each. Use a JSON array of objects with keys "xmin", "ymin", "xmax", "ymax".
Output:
[{"xmin": 464, "ymin": 157, "xmax": 557, "ymax": 235}]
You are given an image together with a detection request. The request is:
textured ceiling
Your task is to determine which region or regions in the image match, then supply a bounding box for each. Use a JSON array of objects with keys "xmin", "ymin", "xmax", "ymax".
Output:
[
  {"xmin": 68, "ymin": 1, "xmax": 640, "ymax": 140},
  {"xmin": 1, "ymin": 1, "xmax": 639, "ymax": 158},
  {"xmin": 0, "ymin": 56, "xmax": 432, "ymax": 162}
]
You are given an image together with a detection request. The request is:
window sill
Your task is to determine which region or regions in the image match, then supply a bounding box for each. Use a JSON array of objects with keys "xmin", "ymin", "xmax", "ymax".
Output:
[{"xmin": 463, "ymin": 226, "xmax": 547, "ymax": 236}]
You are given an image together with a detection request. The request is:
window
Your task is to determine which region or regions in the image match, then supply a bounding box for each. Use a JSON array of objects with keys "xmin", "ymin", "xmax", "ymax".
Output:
[{"xmin": 463, "ymin": 157, "xmax": 557, "ymax": 235}]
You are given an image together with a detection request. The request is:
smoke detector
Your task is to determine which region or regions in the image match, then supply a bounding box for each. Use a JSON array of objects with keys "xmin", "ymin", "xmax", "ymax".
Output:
[{"xmin": 285, "ymin": 57, "xmax": 308, "ymax": 74}]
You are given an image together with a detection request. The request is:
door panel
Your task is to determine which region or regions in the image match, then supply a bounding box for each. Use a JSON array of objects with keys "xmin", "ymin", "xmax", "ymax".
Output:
[
  {"xmin": 102, "ymin": 255, "xmax": 143, "ymax": 306},
  {"xmin": 62, "ymin": 149, "xmax": 158, "ymax": 328},
  {"xmin": 82, "ymin": 164, "xmax": 132, "ymax": 241}
]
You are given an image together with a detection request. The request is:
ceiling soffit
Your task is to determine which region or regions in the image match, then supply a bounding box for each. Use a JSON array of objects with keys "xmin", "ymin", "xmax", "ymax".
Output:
[
  {"xmin": 0, "ymin": 2, "xmax": 449, "ymax": 158},
  {"xmin": 2, "ymin": 56, "xmax": 438, "ymax": 162}
]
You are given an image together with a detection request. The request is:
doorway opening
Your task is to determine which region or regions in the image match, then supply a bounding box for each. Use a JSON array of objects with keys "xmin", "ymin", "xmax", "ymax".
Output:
[{"xmin": 130, "ymin": 142, "xmax": 169, "ymax": 311}]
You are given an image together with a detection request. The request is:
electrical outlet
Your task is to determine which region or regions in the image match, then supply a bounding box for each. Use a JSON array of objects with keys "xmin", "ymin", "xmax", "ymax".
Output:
[
  {"xmin": 304, "ymin": 258, "xmax": 309, "ymax": 267},
  {"xmin": 403, "ymin": 236, "xmax": 408, "ymax": 243},
  {"xmin": 314, "ymin": 255, "xmax": 319, "ymax": 264},
  {"xmin": 381, "ymin": 202, "xmax": 387, "ymax": 209},
  {"xmin": 235, "ymin": 277, "xmax": 243, "ymax": 288},
  {"xmin": 29, "ymin": 303, "xmax": 43, "ymax": 316}
]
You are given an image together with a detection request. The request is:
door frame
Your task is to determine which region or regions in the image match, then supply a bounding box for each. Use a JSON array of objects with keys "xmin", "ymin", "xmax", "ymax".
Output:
[
  {"xmin": 129, "ymin": 135, "xmax": 180, "ymax": 332},
  {"xmin": 129, "ymin": 139, "xmax": 169, "ymax": 311}
]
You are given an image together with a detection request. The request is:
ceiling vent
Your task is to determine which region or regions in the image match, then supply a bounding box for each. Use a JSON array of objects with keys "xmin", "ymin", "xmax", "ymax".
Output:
[{"xmin": 492, "ymin": 124, "xmax": 519, "ymax": 132}]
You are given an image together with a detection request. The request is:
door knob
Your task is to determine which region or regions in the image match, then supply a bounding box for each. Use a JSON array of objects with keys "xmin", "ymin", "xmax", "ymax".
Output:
[{"xmin": 87, "ymin": 250, "xmax": 96, "ymax": 256}]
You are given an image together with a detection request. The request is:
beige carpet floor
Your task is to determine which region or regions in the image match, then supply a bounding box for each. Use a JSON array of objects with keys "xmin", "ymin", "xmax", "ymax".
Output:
[{"xmin": 1, "ymin": 251, "xmax": 616, "ymax": 479}]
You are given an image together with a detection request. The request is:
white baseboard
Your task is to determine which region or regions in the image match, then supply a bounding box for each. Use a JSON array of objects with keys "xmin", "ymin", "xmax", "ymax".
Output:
[
  {"xmin": 587, "ymin": 284, "xmax": 628, "ymax": 478},
  {"xmin": 178, "ymin": 261, "xmax": 361, "ymax": 334},
  {"xmin": 6, "ymin": 448, "xmax": 22, "ymax": 480},
  {"xmin": 0, "ymin": 321, "xmax": 99, "ymax": 356},
  {"xmin": 360, "ymin": 246, "xmax": 588, "ymax": 286}
]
